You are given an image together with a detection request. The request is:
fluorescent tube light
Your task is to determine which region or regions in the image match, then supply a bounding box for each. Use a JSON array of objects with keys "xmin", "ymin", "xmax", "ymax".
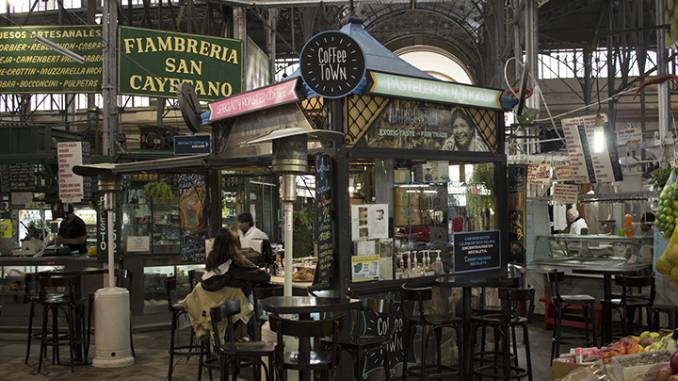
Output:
[{"xmin": 32, "ymin": 33, "xmax": 85, "ymax": 64}]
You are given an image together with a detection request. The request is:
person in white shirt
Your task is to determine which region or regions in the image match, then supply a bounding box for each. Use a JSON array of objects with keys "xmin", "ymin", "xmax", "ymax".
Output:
[
  {"xmin": 237, "ymin": 212, "xmax": 269, "ymax": 254},
  {"xmin": 566, "ymin": 208, "xmax": 588, "ymax": 235}
]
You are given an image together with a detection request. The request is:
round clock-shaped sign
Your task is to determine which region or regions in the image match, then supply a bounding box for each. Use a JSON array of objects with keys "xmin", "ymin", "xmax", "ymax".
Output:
[{"xmin": 300, "ymin": 31, "xmax": 366, "ymax": 99}]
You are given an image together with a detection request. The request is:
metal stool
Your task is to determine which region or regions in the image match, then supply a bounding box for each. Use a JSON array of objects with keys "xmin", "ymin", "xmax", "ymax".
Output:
[
  {"xmin": 401, "ymin": 284, "xmax": 462, "ymax": 380},
  {"xmin": 164, "ymin": 275, "xmax": 203, "ymax": 380}
]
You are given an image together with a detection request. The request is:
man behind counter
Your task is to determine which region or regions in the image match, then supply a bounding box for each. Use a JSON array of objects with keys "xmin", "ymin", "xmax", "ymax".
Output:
[{"xmin": 56, "ymin": 205, "xmax": 88, "ymax": 254}]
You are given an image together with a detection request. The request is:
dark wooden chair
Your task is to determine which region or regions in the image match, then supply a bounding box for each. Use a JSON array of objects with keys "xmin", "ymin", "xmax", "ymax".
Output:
[
  {"xmin": 401, "ymin": 283, "xmax": 462, "ymax": 380},
  {"xmin": 608, "ymin": 273, "xmax": 655, "ymax": 336},
  {"xmin": 164, "ymin": 275, "xmax": 203, "ymax": 380},
  {"xmin": 650, "ymin": 304, "xmax": 678, "ymax": 330},
  {"xmin": 473, "ymin": 288, "xmax": 535, "ymax": 381},
  {"xmin": 269, "ymin": 314, "xmax": 341, "ymax": 381},
  {"xmin": 252, "ymin": 285, "xmax": 284, "ymax": 340},
  {"xmin": 546, "ymin": 270, "xmax": 596, "ymax": 359},
  {"xmin": 336, "ymin": 297, "xmax": 393, "ymax": 381},
  {"xmin": 207, "ymin": 299, "xmax": 276, "ymax": 381},
  {"xmin": 37, "ymin": 274, "xmax": 86, "ymax": 373}
]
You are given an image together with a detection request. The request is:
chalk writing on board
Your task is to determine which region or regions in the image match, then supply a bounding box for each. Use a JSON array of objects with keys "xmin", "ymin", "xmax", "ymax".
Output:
[{"xmin": 313, "ymin": 154, "xmax": 334, "ymax": 287}]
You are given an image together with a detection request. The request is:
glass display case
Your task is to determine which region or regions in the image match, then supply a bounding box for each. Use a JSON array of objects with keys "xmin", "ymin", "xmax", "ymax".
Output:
[
  {"xmin": 532, "ymin": 234, "xmax": 654, "ymax": 267},
  {"xmin": 121, "ymin": 203, "xmax": 180, "ymax": 255}
]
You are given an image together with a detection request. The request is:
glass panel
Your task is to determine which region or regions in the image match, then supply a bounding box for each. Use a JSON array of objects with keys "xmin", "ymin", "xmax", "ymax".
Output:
[
  {"xmin": 350, "ymin": 160, "xmax": 498, "ymax": 282},
  {"xmin": 143, "ymin": 265, "xmax": 174, "ymax": 314}
]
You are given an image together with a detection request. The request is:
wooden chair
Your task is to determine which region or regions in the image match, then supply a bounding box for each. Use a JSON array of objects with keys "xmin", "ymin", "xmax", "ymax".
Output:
[
  {"xmin": 252, "ymin": 285, "xmax": 284, "ymax": 340},
  {"xmin": 24, "ymin": 272, "xmax": 46, "ymax": 364},
  {"xmin": 269, "ymin": 314, "xmax": 341, "ymax": 381},
  {"xmin": 401, "ymin": 284, "xmax": 462, "ymax": 380},
  {"xmin": 546, "ymin": 270, "xmax": 596, "ymax": 359},
  {"xmin": 336, "ymin": 297, "xmax": 393, "ymax": 381},
  {"xmin": 208, "ymin": 300, "xmax": 276, "ymax": 381},
  {"xmin": 608, "ymin": 273, "xmax": 655, "ymax": 336}
]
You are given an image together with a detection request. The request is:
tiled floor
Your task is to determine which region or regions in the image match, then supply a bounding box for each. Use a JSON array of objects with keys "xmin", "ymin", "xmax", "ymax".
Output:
[{"xmin": 0, "ymin": 322, "xmax": 555, "ymax": 380}]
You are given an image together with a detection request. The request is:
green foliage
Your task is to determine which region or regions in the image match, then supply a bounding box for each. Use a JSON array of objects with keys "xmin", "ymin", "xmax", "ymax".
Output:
[
  {"xmin": 650, "ymin": 167, "xmax": 673, "ymax": 189},
  {"xmin": 142, "ymin": 181, "xmax": 177, "ymax": 204},
  {"xmin": 293, "ymin": 208, "xmax": 314, "ymax": 258}
]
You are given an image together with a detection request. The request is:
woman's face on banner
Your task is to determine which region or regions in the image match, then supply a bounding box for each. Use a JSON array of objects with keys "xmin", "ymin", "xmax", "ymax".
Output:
[{"xmin": 452, "ymin": 115, "xmax": 473, "ymax": 148}]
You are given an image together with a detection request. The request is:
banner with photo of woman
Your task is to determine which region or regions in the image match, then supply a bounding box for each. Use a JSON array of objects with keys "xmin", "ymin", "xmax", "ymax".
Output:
[{"xmin": 358, "ymin": 99, "xmax": 498, "ymax": 153}]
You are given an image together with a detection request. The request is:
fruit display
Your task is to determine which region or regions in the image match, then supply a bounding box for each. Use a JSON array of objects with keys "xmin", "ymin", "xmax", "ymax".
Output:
[
  {"xmin": 600, "ymin": 332, "xmax": 678, "ymax": 364},
  {"xmin": 655, "ymin": 169, "xmax": 678, "ymax": 239},
  {"xmin": 656, "ymin": 224, "xmax": 678, "ymax": 284},
  {"xmin": 653, "ymin": 351, "xmax": 678, "ymax": 381}
]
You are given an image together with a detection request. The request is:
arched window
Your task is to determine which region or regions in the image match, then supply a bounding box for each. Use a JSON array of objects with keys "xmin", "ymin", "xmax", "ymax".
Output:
[{"xmin": 396, "ymin": 46, "xmax": 474, "ymax": 84}]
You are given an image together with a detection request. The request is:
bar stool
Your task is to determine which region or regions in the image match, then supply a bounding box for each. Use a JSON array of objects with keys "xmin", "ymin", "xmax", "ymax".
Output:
[
  {"xmin": 24, "ymin": 272, "xmax": 46, "ymax": 364},
  {"xmin": 650, "ymin": 304, "xmax": 678, "ymax": 330},
  {"xmin": 37, "ymin": 274, "xmax": 86, "ymax": 373},
  {"xmin": 208, "ymin": 300, "xmax": 276, "ymax": 381},
  {"xmin": 165, "ymin": 275, "xmax": 203, "ymax": 380},
  {"xmin": 401, "ymin": 284, "xmax": 462, "ymax": 380},
  {"xmin": 607, "ymin": 274, "xmax": 655, "ymax": 336},
  {"xmin": 269, "ymin": 314, "xmax": 341, "ymax": 380},
  {"xmin": 336, "ymin": 297, "xmax": 393, "ymax": 381},
  {"xmin": 252, "ymin": 285, "xmax": 284, "ymax": 340},
  {"xmin": 546, "ymin": 270, "xmax": 596, "ymax": 359},
  {"xmin": 473, "ymin": 288, "xmax": 535, "ymax": 381}
]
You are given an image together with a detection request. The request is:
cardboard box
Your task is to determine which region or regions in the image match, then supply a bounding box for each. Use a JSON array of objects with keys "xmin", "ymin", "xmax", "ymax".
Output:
[{"xmin": 552, "ymin": 360, "xmax": 585, "ymax": 380}]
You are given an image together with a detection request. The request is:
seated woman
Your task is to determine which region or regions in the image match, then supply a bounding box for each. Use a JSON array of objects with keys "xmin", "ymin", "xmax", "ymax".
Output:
[
  {"xmin": 183, "ymin": 228, "xmax": 270, "ymax": 339},
  {"xmin": 202, "ymin": 227, "xmax": 271, "ymax": 294}
]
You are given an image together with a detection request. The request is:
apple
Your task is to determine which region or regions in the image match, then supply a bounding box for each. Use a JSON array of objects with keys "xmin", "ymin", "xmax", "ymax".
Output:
[
  {"xmin": 641, "ymin": 338, "xmax": 655, "ymax": 347},
  {"xmin": 656, "ymin": 365, "xmax": 672, "ymax": 381},
  {"xmin": 671, "ymin": 351, "xmax": 678, "ymax": 374},
  {"xmin": 666, "ymin": 375, "xmax": 678, "ymax": 381}
]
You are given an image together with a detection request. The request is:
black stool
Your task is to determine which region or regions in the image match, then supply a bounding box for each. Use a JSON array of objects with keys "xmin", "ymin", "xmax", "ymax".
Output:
[
  {"xmin": 24, "ymin": 273, "xmax": 46, "ymax": 364},
  {"xmin": 547, "ymin": 270, "xmax": 596, "ymax": 359},
  {"xmin": 401, "ymin": 284, "xmax": 462, "ymax": 380},
  {"xmin": 650, "ymin": 304, "xmax": 678, "ymax": 330},
  {"xmin": 208, "ymin": 299, "xmax": 276, "ymax": 381},
  {"xmin": 165, "ymin": 275, "xmax": 203, "ymax": 380},
  {"xmin": 37, "ymin": 274, "xmax": 86, "ymax": 373},
  {"xmin": 336, "ymin": 297, "xmax": 393, "ymax": 381},
  {"xmin": 473, "ymin": 288, "xmax": 534, "ymax": 381}
]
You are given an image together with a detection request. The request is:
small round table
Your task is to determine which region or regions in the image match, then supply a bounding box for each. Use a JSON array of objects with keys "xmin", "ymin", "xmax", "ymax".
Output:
[
  {"xmin": 572, "ymin": 264, "xmax": 651, "ymax": 345},
  {"xmin": 435, "ymin": 274, "xmax": 521, "ymax": 381},
  {"xmin": 261, "ymin": 296, "xmax": 361, "ymax": 381}
]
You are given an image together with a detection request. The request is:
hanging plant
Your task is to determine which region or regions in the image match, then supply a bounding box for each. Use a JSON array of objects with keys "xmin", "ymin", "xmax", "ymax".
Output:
[{"xmin": 141, "ymin": 181, "xmax": 177, "ymax": 204}]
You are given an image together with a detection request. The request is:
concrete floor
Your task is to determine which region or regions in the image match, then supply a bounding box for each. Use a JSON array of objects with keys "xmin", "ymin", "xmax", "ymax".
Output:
[{"xmin": 0, "ymin": 319, "xmax": 557, "ymax": 381}]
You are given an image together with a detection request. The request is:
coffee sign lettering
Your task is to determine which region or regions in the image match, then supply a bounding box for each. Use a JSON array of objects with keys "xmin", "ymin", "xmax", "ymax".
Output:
[{"xmin": 300, "ymin": 31, "xmax": 365, "ymax": 98}]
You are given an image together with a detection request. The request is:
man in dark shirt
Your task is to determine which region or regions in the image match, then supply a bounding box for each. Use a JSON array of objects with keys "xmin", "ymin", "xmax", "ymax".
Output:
[{"xmin": 57, "ymin": 205, "xmax": 88, "ymax": 254}]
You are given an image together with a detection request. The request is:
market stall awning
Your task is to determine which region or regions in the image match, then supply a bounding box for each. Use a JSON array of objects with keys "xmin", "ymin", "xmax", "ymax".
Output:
[{"xmin": 73, "ymin": 154, "xmax": 210, "ymax": 176}]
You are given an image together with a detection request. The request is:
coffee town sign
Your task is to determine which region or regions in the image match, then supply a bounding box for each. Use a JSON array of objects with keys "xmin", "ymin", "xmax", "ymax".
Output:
[{"xmin": 300, "ymin": 31, "xmax": 366, "ymax": 99}]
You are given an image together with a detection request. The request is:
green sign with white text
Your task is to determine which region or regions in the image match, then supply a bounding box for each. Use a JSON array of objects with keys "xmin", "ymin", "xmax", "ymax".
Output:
[
  {"xmin": 118, "ymin": 26, "xmax": 242, "ymax": 100},
  {"xmin": 369, "ymin": 72, "xmax": 502, "ymax": 110},
  {"xmin": 0, "ymin": 25, "xmax": 103, "ymax": 93}
]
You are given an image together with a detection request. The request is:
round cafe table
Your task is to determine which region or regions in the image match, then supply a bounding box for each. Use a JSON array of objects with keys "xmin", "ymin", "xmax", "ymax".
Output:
[
  {"xmin": 435, "ymin": 273, "xmax": 521, "ymax": 381},
  {"xmin": 260, "ymin": 296, "xmax": 361, "ymax": 381}
]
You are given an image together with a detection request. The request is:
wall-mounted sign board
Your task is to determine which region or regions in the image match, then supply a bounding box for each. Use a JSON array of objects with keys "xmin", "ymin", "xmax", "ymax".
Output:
[
  {"xmin": 369, "ymin": 72, "xmax": 503, "ymax": 110},
  {"xmin": 118, "ymin": 26, "xmax": 242, "ymax": 101},
  {"xmin": 300, "ymin": 31, "xmax": 366, "ymax": 98},
  {"xmin": 0, "ymin": 26, "xmax": 103, "ymax": 93},
  {"xmin": 207, "ymin": 78, "xmax": 298, "ymax": 123},
  {"xmin": 174, "ymin": 134, "xmax": 211, "ymax": 155},
  {"xmin": 453, "ymin": 230, "xmax": 501, "ymax": 274}
]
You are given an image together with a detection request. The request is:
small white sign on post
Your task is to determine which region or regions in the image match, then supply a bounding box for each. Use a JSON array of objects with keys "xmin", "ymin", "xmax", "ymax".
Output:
[
  {"xmin": 616, "ymin": 126, "xmax": 642, "ymax": 146},
  {"xmin": 57, "ymin": 142, "xmax": 84, "ymax": 203},
  {"xmin": 527, "ymin": 163, "xmax": 552, "ymax": 185},
  {"xmin": 126, "ymin": 236, "xmax": 151, "ymax": 252},
  {"xmin": 553, "ymin": 184, "xmax": 579, "ymax": 204}
]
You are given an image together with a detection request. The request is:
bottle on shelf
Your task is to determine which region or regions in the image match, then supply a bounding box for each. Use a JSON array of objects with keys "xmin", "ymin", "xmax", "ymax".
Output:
[
  {"xmin": 624, "ymin": 213, "xmax": 634, "ymax": 238},
  {"xmin": 433, "ymin": 250, "xmax": 444, "ymax": 275}
]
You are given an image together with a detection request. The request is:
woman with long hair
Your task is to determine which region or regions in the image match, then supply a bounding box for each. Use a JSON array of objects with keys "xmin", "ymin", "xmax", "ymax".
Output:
[{"xmin": 201, "ymin": 227, "xmax": 271, "ymax": 295}]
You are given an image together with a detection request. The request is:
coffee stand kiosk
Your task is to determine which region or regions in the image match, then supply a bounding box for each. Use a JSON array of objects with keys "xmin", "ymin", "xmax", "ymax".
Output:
[{"xmin": 75, "ymin": 20, "xmax": 510, "ymax": 380}]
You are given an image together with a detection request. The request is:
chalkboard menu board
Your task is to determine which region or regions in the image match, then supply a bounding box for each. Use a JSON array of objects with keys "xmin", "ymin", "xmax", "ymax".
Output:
[
  {"xmin": 9, "ymin": 163, "xmax": 35, "ymax": 191},
  {"xmin": 453, "ymin": 230, "xmax": 501, "ymax": 274},
  {"xmin": 178, "ymin": 174, "xmax": 208, "ymax": 262},
  {"xmin": 312, "ymin": 154, "xmax": 334, "ymax": 288}
]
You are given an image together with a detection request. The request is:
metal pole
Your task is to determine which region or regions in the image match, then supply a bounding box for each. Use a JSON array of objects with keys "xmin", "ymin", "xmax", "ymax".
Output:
[
  {"xmin": 657, "ymin": 0, "xmax": 671, "ymax": 163},
  {"xmin": 282, "ymin": 174, "xmax": 296, "ymax": 297},
  {"xmin": 102, "ymin": 0, "xmax": 118, "ymax": 157}
]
